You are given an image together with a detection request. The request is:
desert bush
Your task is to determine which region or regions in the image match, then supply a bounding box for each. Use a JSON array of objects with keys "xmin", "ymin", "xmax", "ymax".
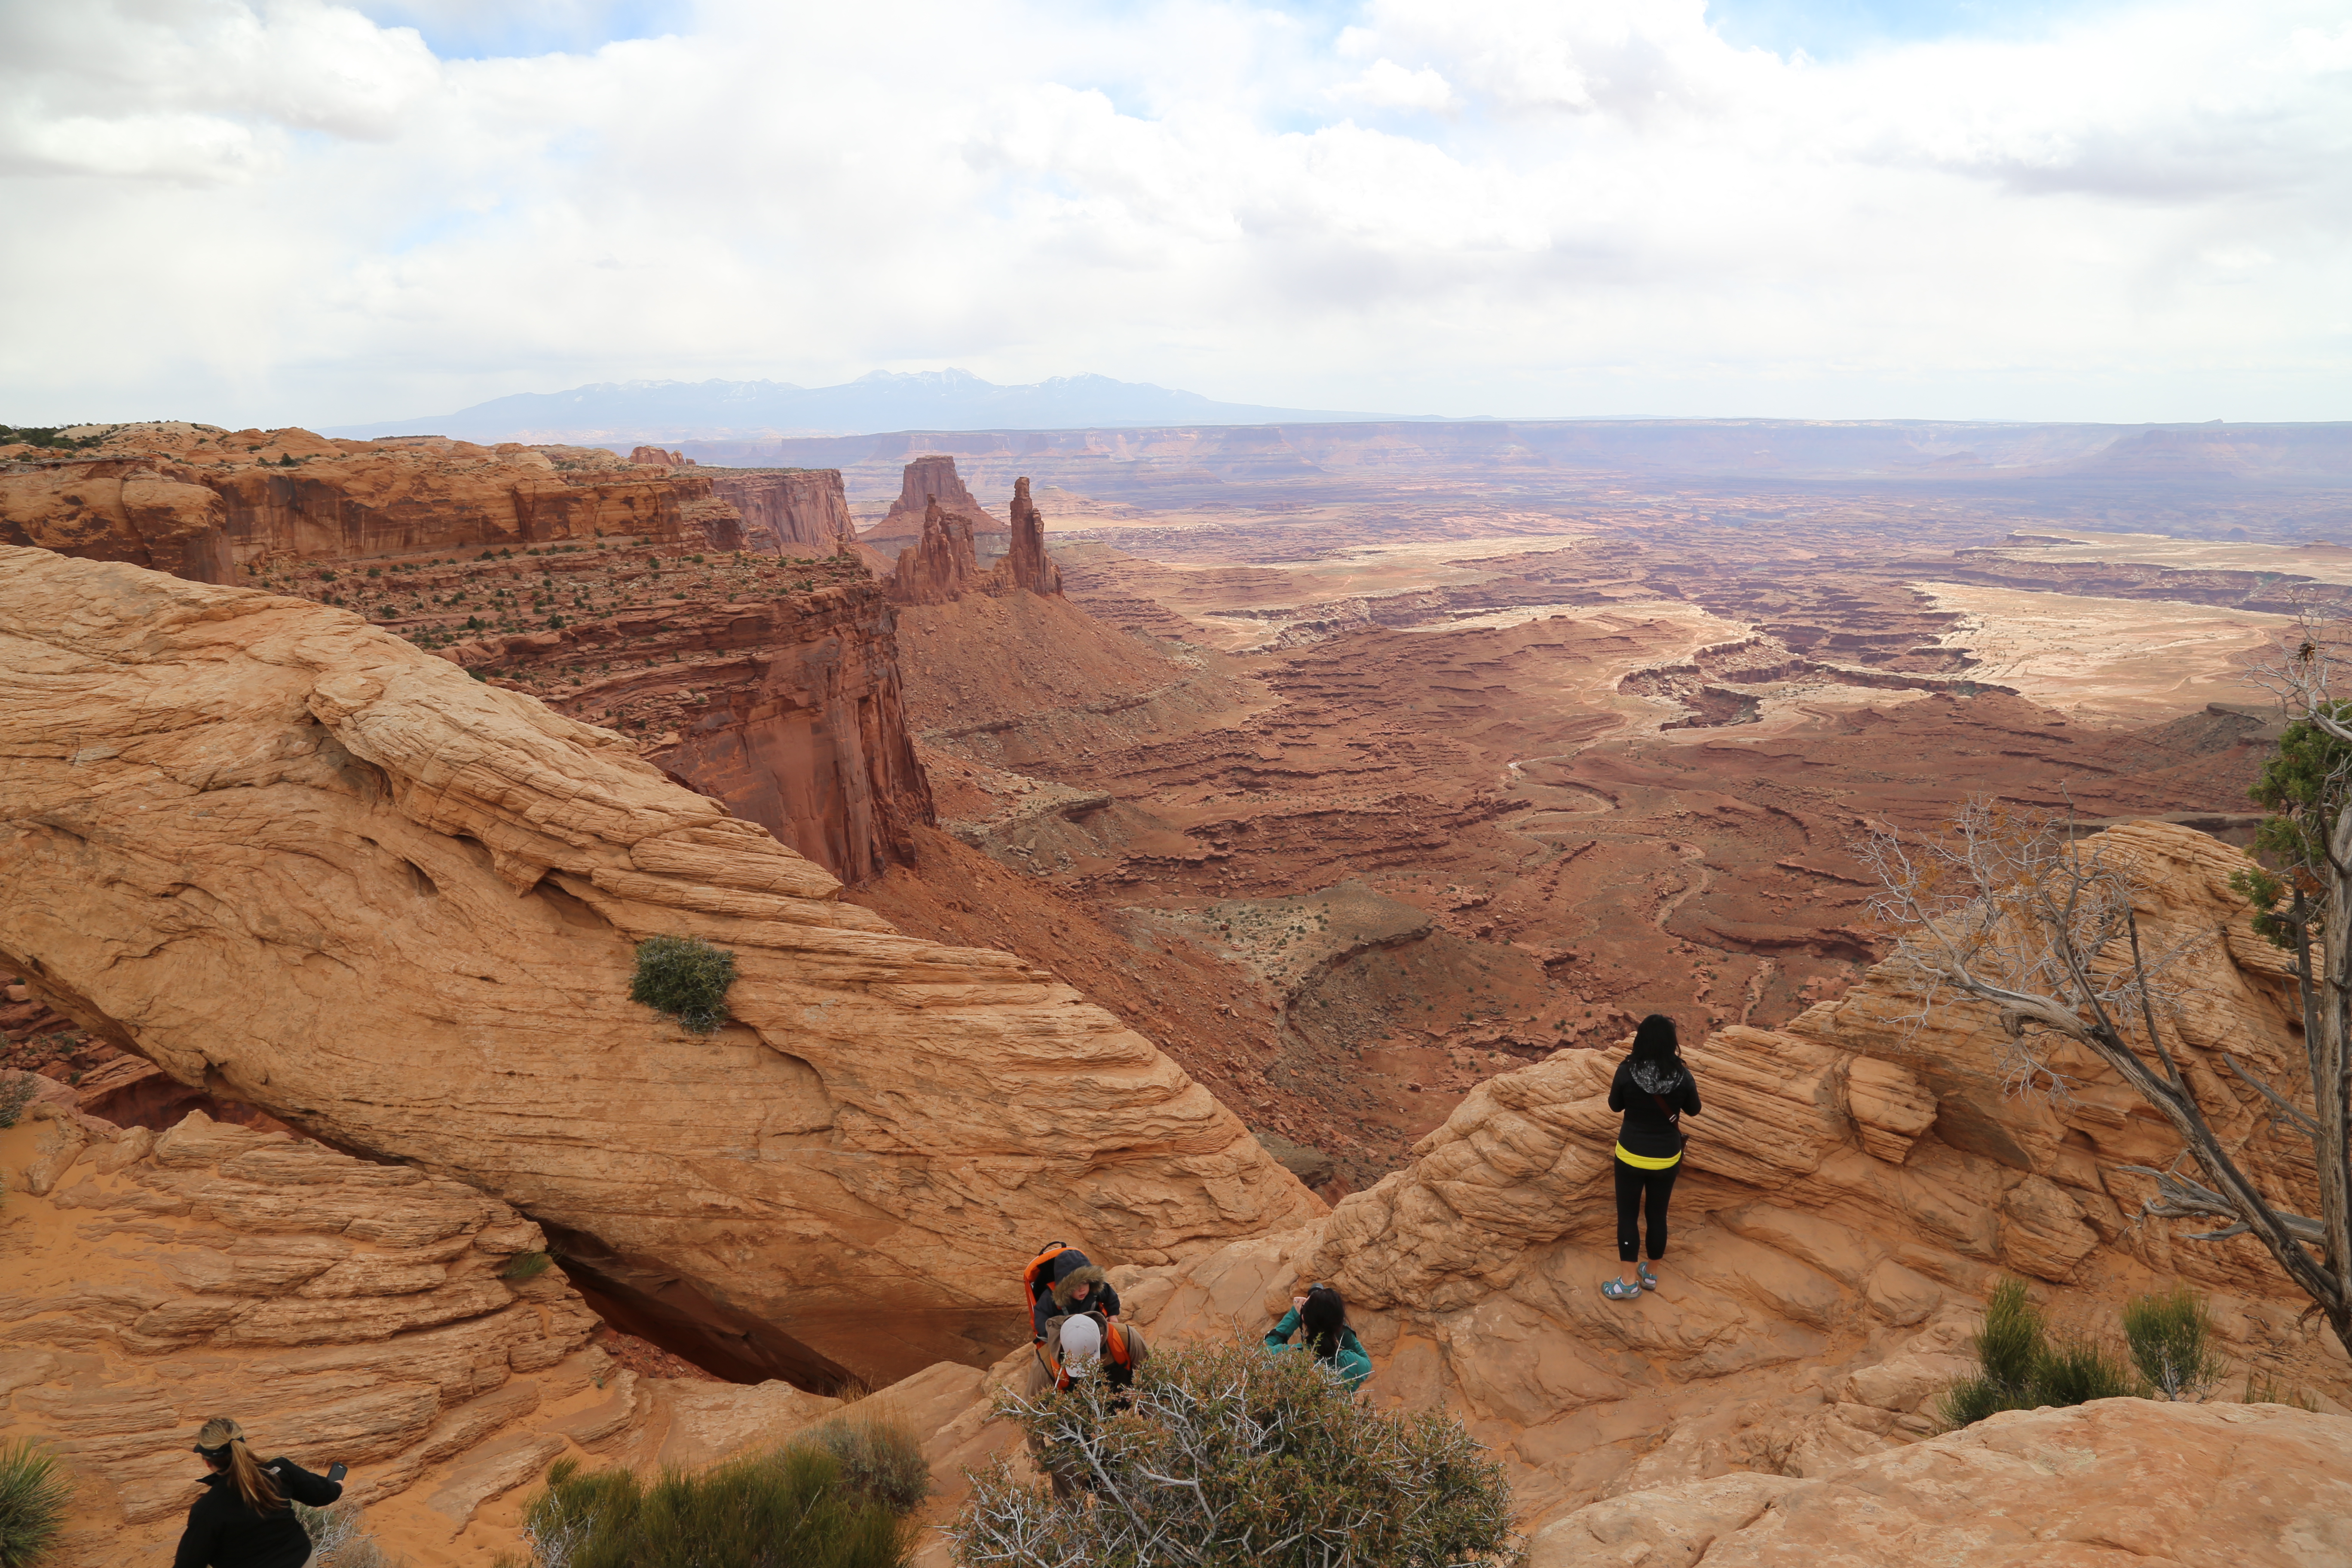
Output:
[
  {"xmin": 629, "ymin": 936, "xmax": 737, "ymax": 1035},
  {"xmin": 295, "ymin": 1498, "xmax": 395, "ymax": 1568},
  {"xmin": 950, "ymin": 1336, "xmax": 1519, "ymax": 1568},
  {"xmin": 501, "ymin": 1250, "xmax": 554, "ymax": 1282},
  {"xmin": 0, "ymin": 1072, "xmax": 35, "ymax": 1130},
  {"xmin": 2122, "ymin": 1285, "xmax": 2227, "ymax": 1401},
  {"xmin": 0, "ymin": 1437, "xmax": 73, "ymax": 1568},
  {"xmin": 2242, "ymin": 1372, "xmax": 2324, "ymax": 1412},
  {"xmin": 1940, "ymin": 1277, "xmax": 2143, "ymax": 1429},
  {"xmin": 499, "ymin": 1443, "xmax": 915, "ymax": 1568},
  {"xmin": 801, "ymin": 1418, "xmax": 929, "ymax": 1516}
]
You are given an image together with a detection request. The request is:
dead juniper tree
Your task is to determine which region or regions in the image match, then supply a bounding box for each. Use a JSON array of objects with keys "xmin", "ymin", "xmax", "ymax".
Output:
[
  {"xmin": 1859, "ymin": 784, "xmax": 2351, "ymax": 1359},
  {"xmin": 947, "ymin": 1338, "xmax": 1516, "ymax": 1568}
]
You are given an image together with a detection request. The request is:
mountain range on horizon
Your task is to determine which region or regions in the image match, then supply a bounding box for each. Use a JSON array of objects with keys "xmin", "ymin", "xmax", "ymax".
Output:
[{"xmin": 324, "ymin": 368, "xmax": 1420, "ymax": 443}]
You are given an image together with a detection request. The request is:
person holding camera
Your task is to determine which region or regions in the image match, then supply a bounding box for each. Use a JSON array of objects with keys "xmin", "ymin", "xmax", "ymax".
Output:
[{"xmin": 173, "ymin": 1415, "xmax": 345, "ymax": 1568}]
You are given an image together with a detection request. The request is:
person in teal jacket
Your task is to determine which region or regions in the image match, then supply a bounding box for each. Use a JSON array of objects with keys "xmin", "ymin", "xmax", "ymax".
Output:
[{"xmin": 1265, "ymin": 1283, "xmax": 1372, "ymax": 1391}]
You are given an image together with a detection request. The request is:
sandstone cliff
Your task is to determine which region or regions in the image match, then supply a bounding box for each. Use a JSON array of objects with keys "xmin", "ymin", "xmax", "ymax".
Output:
[
  {"xmin": 0, "ymin": 547, "xmax": 1325, "ymax": 1390},
  {"xmin": 0, "ymin": 424, "xmax": 746, "ymax": 570},
  {"xmin": 709, "ymin": 469, "xmax": 858, "ymax": 554},
  {"xmin": 987, "ymin": 475, "xmax": 1063, "ymax": 597},
  {"xmin": 868, "ymin": 453, "xmax": 993, "ymax": 542}
]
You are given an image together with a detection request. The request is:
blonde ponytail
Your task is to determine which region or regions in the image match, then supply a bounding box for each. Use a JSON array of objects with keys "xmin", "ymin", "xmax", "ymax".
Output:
[{"xmin": 193, "ymin": 1416, "xmax": 285, "ymax": 1515}]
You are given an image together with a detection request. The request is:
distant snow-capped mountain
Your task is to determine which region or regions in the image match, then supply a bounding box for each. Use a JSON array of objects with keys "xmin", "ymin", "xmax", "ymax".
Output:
[{"xmin": 325, "ymin": 369, "xmax": 1409, "ymax": 441}]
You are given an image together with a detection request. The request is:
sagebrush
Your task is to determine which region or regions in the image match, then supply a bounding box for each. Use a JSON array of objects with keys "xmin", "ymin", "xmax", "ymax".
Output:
[
  {"xmin": 0, "ymin": 1438, "xmax": 72, "ymax": 1568},
  {"xmin": 1940, "ymin": 1277, "xmax": 2141, "ymax": 1428},
  {"xmin": 494, "ymin": 1423, "xmax": 922, "ymax": 1568},
  {"xmin": 629, "ymin": 936, "xmax": 737, "ymax": 1035},
  {"xmin": 951, "ymin": 1335, "xmax": 1519, "ymax": 1568},
  {"xmin": 296, "ymin": 1499, "xmax": 396, "ymax": 1568},
  {"xmin": 2121, "ymin": 1285, "xmax": 2226, "ymax": 1401}
]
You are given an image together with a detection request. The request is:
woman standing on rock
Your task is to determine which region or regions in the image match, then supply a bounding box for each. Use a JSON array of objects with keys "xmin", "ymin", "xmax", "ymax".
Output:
[{"xmin": 1603, "ymin": 1014, "xmax": 1701, "ymax": 1302}]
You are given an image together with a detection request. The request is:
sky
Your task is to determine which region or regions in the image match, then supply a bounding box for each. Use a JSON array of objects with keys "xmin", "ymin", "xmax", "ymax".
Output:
[{"xmin": 2, "ymin": 0, "xmax": 2348, "ymax": 428}]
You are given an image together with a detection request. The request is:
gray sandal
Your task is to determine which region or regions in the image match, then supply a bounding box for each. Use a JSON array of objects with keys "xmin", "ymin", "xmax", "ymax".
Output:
[
  {"xmin": 1601, "ymin": 1278, "xmax": 1643, "ymax": 1301},
  {"xmin": 1638, "ymin": 1262, "xmax": 1658, "ymax": 1291}
]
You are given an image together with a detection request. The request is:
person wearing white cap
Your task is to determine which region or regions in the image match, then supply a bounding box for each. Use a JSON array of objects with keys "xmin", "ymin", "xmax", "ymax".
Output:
[{"xmin": 1058, "ymin": 1312, "xmax": 1102, "ymax": 1368}]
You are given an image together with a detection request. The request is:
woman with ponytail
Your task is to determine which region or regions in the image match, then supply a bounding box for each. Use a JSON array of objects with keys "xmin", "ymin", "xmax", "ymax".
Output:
[
  {"xmin": 174, "ymin": 1415, "xmax": 343, "ymax": 1568},
  {"xmin": 1265, "ymin": 1283, "xmax": 1372, "ymax": 1390}
]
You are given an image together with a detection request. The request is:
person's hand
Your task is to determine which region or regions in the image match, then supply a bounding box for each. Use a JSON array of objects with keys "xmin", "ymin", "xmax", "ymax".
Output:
[{"xmin": 1292, "ymin": 1296, "xmax": 1308, "ymax": 1310}]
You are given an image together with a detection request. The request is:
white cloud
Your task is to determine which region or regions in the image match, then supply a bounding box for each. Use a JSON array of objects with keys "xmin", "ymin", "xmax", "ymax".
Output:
[{"xmin": 0, "ymin": 0, "xmax": 2346, "ymax": 426}]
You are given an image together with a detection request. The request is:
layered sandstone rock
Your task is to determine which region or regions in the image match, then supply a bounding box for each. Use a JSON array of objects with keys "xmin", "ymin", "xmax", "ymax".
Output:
[
  {"xmin": 1, "ymin": 425, "xmax": 745, "ymax": 572},
  {"xmin": 0, "ymin": 1092, "xmax": 879, "ymax": 1565},
  {"xmin": 890, "ymin": 497, "xmax": 982, "ymax": 606},
  {"xmin": 0, "ymin": 459, "xmax": 234, "ymax": 583},
  {"xmin": 710, "ymin": 469, "xmax": 858, "ymax": 554},
  {"xmin": 629, "ymin": 446, "xmax": 694, "ymax": 468},
  {"xmin": 0, "ymin": 547, "xmax": 1324, "ymax": 1390},
  {"xmin": 1526, "ymin": 1400, "xmax": 2352, "ymax": 1566},
  {"xmin": 869, "ymin": 454, "xmax": 993, "ymax": 542}
]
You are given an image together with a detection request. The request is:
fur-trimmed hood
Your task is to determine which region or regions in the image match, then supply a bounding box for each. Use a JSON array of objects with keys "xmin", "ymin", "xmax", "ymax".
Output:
[{"xmin": 1049, "ymin": 1263, "xmax": 1108, "ymax": 1311}]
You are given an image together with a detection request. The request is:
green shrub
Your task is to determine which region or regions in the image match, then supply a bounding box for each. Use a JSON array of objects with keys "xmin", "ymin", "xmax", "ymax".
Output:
[
  {"xmin": 0, "ymin": 1072, "xmax": 36, "ymax": 1131},
  {"xmin": 502, "ymin": 1446, "xmax": 914, "ymax": 1568},
  {"xmin": 630, "ymin": 937, "xmax": 737, "ymax": 1035},
  {"xmin": 2123, "ymin": 1285, "xmax": 2227, "ymax": 1401},
  {"xmin": 295, "ymin": 1498, "xmax": 395, "ymax": 1568},
  {"xmin": 1939, "ymin": 1277, "xmax": 2145, "ymax": 1430},
  {"xmin": 0, "ymin": 1437, "xmax": 73, "ymax": 1567},
  {"xmin": 802, "ymin": 1418, "xmax": 929, "ymax": 1516},
  {"xmin": 951, "ymin": 1336, "xmax": 1518, "ymax": 1568},
  {"xmin": 501, "ymin": 1250, "xmax": 554, "ymax": 1282}
]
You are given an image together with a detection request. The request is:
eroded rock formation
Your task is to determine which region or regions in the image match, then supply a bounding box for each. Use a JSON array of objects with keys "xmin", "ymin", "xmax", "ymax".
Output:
[
  {"xmin": 0, "ymin": 1087, "xmax": 867, "ymax": 1565},
  {"xmin": 710, "ymin": 469, "xmax": 858, "ymax": 554},
  {"xmin": 869, "ymin": 453, "xmax": 992, "ymax": 542},
  {"xmin": 889, "ymin": 496, "xmax": 982, "ymax": 606},
  {"xmin": 0, "ymin": 458, "xmax": 236, "ymax": 583},
  {"xmin": 0, "ymin": 546, "xmax": 1324, "ymax": 1390},
  {"xmin": 987, "ymin": 475, "xmax": 1063, "ymax": 597},
  {"xmin": 629, "ymin": 446, "xmax": 695, "ymax": 468}
]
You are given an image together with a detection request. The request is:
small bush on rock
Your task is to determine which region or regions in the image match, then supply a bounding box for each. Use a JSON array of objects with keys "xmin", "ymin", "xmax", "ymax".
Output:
[
  {"xmin": 0, "ymin": 1072, "xmax": 36, "ymax": 1130},
  {"xmin": 951, "ymin": 1337, "xmax": 1519, "ymax": 1568},
  {"xmin": 802, "ymin": 1418, "xmax": 929, "ymax": 1516},
  {"xmin": 2122, "ymin": 1285, "xmax": 2227, "ymax": 1401},
  {"xmin": 296, "ymin": 1498, "xmax": 395, "ymax": 1568},
  {"xmin": 1940, "ymin": 1277, "xmax": 2141, "ymax": 1428},
  {"xmin": 0, "ymin": 1437, "xmax": 72, "ymax": 1568},
  {"xmin": 498, "ymin": 1444, "xmax": 914, "ymax": 1568},
  {"xmin": 630, "ymin": 936, "xmax": 737, "ymax": 1035}
]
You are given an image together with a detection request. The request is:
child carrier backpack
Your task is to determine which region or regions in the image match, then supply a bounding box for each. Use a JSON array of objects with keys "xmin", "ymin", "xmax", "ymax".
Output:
[{"xmin": 1024, "ymin": 1242, "xmax": 1073, "ymax": 1337}]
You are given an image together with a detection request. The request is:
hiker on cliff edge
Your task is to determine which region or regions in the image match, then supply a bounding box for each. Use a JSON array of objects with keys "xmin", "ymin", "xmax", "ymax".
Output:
[
  {"xmin": 1024, "ymin": 1241, "xmax": 1123, "ymax": 1343},
  {"xmin": 1602, "ymin": 1014, "xmax": 1702, "ymax": 1302}
]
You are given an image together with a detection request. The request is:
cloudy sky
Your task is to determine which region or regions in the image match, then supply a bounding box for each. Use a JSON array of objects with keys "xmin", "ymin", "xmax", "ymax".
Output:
[{"xmin": 3, "ymin": 0, "xmax": 2348, "ymax": 427}]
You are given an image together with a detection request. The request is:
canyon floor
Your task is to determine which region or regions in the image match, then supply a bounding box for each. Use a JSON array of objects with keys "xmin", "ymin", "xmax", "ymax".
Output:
[{"xmin": 853, "ymin": 472, "xmax": 2303, "ymax": 1194}]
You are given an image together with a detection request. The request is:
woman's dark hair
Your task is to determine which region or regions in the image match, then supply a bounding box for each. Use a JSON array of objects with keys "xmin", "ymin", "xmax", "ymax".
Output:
[
  {"xmin": 1630, "ymin": 1014, "xmax": 1680, "ymax": 1064},
  {"xmin": 1301, "ymin": 1285, "xmax": 1347, "ymax": 1360}
]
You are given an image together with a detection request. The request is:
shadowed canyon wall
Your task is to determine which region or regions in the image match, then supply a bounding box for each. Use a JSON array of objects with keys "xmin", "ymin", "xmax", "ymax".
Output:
[{"xmin": 709, "ymin": 468, "xmax": 858, "ymax": 554}]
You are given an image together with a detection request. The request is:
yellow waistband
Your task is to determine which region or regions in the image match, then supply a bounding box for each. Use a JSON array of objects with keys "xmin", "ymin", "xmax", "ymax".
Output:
[{"xmin": 1614, "ymin": 1144, "xmax": 1681, "ymax": 1170}]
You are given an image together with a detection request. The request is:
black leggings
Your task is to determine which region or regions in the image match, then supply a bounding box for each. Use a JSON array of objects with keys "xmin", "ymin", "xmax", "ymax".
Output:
[{"xmin": 1614, "ymin": 1157, "xmax": 1680, "ymax": 1262}]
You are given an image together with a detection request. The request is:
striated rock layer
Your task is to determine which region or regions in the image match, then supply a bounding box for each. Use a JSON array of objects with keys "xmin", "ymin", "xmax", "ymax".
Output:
[
  {"xmin": 1527, "ymin": 1399, "xmax": 2352, "ymax": 1567},
  {"xmin": 0, "ymin": 547, "xmax": 1325, "ymax": 1389},
  {"xmin": 889, "ymin": 497, "xmax": 981, "ymax": 606},
  {"xmin": 709, "ymin": 469, "xmax": 858, "ymax": 554}
]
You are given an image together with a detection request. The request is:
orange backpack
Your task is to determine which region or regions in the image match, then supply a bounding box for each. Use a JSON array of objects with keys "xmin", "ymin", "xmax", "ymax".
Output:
[
  {"xmin": 1038, "ymin": 1311, "xmax": 1135, "ymax": 1391},
  {"xmin": 1023, "ymin": 1242, "xmax": 1073, "ymax": 1312}
]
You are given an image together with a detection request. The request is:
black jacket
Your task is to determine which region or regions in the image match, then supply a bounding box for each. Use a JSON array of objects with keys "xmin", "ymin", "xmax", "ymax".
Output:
[
  {"xmin": 1608, "ymin": 1059, "xmax": 1701, "ymax": 1160},
  {"xmin": 174, "ymin": 1460, "xmax": 341, "ymax": 1568},
  {"xmin": 1030, "ymin": 1251, "xmax": 1122, "ymax": 1341}
]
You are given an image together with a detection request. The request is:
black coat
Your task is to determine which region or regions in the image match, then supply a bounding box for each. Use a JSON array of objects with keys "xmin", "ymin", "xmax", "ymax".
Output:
[
  {"xmin": 1608, "ymin": 1059, "xmax": 1701, "ymax": 1161},
  {"xmin": 1029, "ymin": 1250, "xmax": 1122, "ymax": 1341},
  {"xmin": 173, "ymin": 1460, "xmax": 341, "ymax": 1568}
]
